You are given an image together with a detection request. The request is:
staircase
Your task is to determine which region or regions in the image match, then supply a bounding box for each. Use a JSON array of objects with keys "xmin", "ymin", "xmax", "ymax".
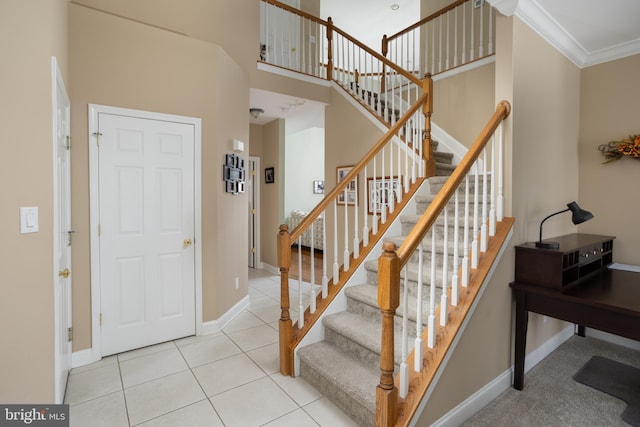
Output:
[{"xmin": 298, "ymin": 152, "xmax": 458, "ymax": 427}]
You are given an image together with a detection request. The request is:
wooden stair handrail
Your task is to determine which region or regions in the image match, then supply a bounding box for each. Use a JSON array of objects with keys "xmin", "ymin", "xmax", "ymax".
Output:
[
  {"xmin": 263, "ymin": 0, "xmax": 329, "ymax": 26},
  {"xmin": 287, "ymin": 90, "xmax": 430, "ymax": 243},
  {"xmin": 396, "ymin": 100, "xmax": 510, "ymax": 264}
]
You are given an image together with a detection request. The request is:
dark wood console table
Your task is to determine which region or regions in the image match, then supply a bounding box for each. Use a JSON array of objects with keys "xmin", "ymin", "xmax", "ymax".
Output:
[{"xmin": 510, "ymin": 233, "xmax": 640, "ymax": 390}]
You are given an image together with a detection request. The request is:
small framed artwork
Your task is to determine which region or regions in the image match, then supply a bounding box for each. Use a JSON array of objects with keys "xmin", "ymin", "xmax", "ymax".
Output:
[
  {"xmin": 367, "ymin": 176, "xmax": 401, "ymax": 214},
  {"xmin": 265, "ymin": 167, "xmax": 275, "ymax": 184},
  {"xmin": 224, "ymin": 153, "xmax": 245, "ymax": 195},
  {"xmin": 313, "ymin": 180, "xmax": 324, "ymax": 194},
  {"xmin": 336, "ymin": 165, "xmax": 357, "ymax": 206}
]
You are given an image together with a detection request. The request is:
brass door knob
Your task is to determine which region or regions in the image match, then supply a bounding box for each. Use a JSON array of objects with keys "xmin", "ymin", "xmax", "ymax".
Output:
[
  {"xmin": 183, "ymin": 238, "xmax": 193, "ymax": 247},
  {"xmin": 58, "ymin": 268, "xmax": 70, "ymax": 279}
]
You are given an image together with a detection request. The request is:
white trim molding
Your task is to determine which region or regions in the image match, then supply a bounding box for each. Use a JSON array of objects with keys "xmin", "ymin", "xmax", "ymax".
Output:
[
  {"xmin": 200, "ymin": 296, "xmax": 250, "ymax": 335},
  {"xmin": 490, "ymin": 0, "xmax": 640, "ymax": 68}
]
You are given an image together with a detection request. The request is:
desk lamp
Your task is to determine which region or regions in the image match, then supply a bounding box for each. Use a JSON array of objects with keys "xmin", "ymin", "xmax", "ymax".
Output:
[{"xmin": 535, "ymin": 201, "xmax": 594, "ymax": 249}]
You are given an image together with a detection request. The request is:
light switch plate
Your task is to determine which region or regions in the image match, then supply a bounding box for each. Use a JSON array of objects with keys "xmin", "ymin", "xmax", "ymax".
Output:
[{"xmin": 20, "ymin": 207, "xmax": 39, "ymax": 234}]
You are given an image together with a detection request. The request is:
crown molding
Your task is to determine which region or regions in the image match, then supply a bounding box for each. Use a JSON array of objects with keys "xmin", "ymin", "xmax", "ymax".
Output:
[{"xmin": 489, "ymin": 0, "xmax": 640, "ymax": 68}]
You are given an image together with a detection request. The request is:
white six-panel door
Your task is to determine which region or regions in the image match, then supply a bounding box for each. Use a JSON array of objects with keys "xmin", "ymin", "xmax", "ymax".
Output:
[{"xmin": 97, "ymin": 112, "xmax": 196, "ymax": 356}]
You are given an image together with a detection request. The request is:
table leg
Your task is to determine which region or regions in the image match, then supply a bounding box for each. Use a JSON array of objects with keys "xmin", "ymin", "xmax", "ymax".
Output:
[{"xmin": 513, "ymin": 289, "xmax": 528, "ymax": 390}]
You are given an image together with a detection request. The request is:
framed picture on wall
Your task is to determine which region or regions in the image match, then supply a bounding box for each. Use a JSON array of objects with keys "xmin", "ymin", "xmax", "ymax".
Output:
[
  {"xmin": 367, "ymin": 176, "xmax": 401, "ymax": 214},
  {"xmin": 336, "ymin": 165, "xmax": 357, "ymax": 206},
  {"xmin": 313, "ymin": 180, "xmax": 324, "ymax": 194},
  {"xmin": 265, "ymin": 167, "xmax": 275, "ymax": 184}
]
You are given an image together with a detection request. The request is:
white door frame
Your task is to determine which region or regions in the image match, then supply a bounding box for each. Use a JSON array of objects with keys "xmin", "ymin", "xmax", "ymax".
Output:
[
  {"xmin": 52, "ymin": 57, "xmax": 71, "ymax": 404},
  {"xmin": 88, "ymin": 104, "xmax": 202, "ymax": 362},
  {"xmin": 249, "ymin": 156, "xmax": 261, "ymax": 269}
]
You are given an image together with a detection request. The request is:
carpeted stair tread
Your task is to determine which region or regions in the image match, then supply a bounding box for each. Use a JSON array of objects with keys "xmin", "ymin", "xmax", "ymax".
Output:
[
  {"xmin": 323, "ymin": 311, "xmax": 383, "ymax": 355},
  {"xmin": 364, "ymin": 259, "xmax": 448, "ymax": 288},
  {"xmin": 298, "ymin": 341, "xmax": 378, "ymax": 425}
]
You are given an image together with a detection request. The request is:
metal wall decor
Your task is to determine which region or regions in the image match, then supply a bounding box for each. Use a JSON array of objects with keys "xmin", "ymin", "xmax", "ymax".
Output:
[{"xmin": 224, "ymin": 153, "xmax": 245, "ymax": 195}]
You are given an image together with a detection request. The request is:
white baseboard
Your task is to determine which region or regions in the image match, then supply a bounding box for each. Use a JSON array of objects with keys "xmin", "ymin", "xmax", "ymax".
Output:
[
  {"xmin": 261, "ymin": 263, "xmax": 279, "ymax": 275},
  {"xmin": 72, "ymin": 295, "xmax": 250, "ymax": 368},
  {"xmin": 431, "ymin": 324, "xmax": 574, "ymax": 427},
  {"xmin": 585, "ymin": 328, "xmax": 640, "ymax": 351},
  {"xmin": 71, "ymin": 348, "xmax": 95, "ymax": 369},
  {"xmin": 200, "ymin": 295, "xmax": 250, "ymax": 335}
]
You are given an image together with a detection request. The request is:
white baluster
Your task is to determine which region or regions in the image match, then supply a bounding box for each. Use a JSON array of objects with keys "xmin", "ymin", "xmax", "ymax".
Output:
[
  {"xmin": 372, "ymin": 160, "xmax": 378, "ymax": 234},
  {"xmin": 479, "ymin": 0, "xmax": 484, "ymax": 58},
  {"xmin": 333, "ymin": 200, "xmax": 339, "ymax": 283},
  {"xmin": 440, "ymin": 205, "xmax": 449, "ymax": 326},
  {"xmin": 446, "ymin": 11, "xmax": 450, "ymax": 70},
  {"xmin": 353, "ymin": 174, "xmax": 360, "ymax": 259},
  {"xmin": 471, "ymin": 163, "xmax": 479, "ymax": 269},
  {"xmin": 428, "ymin": 230, "xmax": 436, "ymax": 348},
  {"xmin": 462, "ymin": 174, "xmax": 470, "ymax": 287},
  {"xmin": 322, "ymin": 212, "xmax": 328, "ymax": 298},
  {"xmin": 414, "ymin": 246, "xmax": 424, "ymax": 371},
  {"xmin": 343, "ymin": 187, "xmax": 350, "ymax": 271},
  {"xmin": 400, "ymin": 272, "xmax": 409, "ymax": 398},
  {"xmin": 497, "ymin": 122, "xmax": 504, "ymax": 221},
  {"xmin": 298, "ymin": 237, "xmax": 304, "ymax": 327},
  {"xmin": 454, "ymin": 7, "xmax": 459, "ymax": 67},
  {"xmin": 451, "ymin": 188, "xmax": 460, "ymax": 306},
  {"xmin": 481, "ymin": 148, "xmax": 488, "ymax": 252},
  {"xmin": 309, "ymin": 228, "xmax": 317, "ymax": 313},
  {"xmin": 489, "ymin": 134, "xmax": 496, "ymax": 236},
  {"xmin": 381, "ymin": 149, "xmax": 387, "ymax": 224},
  {"xmin": 363, "ymin": 165, "xmax": 369, "ymax": 247},
  {"xmin": 462, "ymin": 2, "xmax": 467, "ymax": 64},
  {"xmin": 389, "ymin": 143, "xmax": 395, "ymax": 214},
  {"xmin": 470, "ymin": 0, "xmax": 475, "ymax": 61},
  {"xmin": 438, "ymin": 16, "xmax": 443, "ymax": 73},
  {"xmin": 488, "ymin": 6, "xmax": 494, "ymax": 54}
]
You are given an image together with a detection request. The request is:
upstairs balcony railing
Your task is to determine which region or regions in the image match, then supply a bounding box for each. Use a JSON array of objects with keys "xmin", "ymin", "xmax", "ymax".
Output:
[{"xmin": 383, "ymin": 0, "xmax": 496, "ymax": 76}]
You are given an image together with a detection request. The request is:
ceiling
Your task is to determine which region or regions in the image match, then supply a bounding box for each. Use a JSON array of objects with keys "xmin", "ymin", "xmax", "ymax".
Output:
[{"xmin": 250, "ymin": 0, "xmax": 640, "ymax": 125}]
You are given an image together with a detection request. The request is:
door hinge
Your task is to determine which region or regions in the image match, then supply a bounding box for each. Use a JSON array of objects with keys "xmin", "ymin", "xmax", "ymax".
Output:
[
  {"xmin": 66, "ymin": 135, "xmax": 71, "ymax": 150},
  {"xmin": 252, "ymin": 169, "xmax": 256, "ymax": 176},
  {"xmin": 252, "ymin": 247, "xmax": 256, "ymax": 253},
  {"xmin": 67, "ymin": 327, "xmax": 73, "ymax": 342},
  {"xmin": 92, "ymin": 132, "xmax": 103, "ymax": 146},
  {"xmin": 98, "ymin": 224, "xmax": 101, "ymax": 236},
  {"xmin": 251, "ymin": 208, "xmax": 256, "ymax": 215},
  {"xmin": 99, "ymin": 313, "xmax": 103, "ymax": 326}
]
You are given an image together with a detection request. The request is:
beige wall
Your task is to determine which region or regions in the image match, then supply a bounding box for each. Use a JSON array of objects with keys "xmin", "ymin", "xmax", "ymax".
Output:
[
  {"xmin": 0, "ymin": 0, "xmax": 68, "ymax": 403},
  {"xmin": 260, "ymin": 119, "xmax": 286, "ymax": 268},
  {"xmin": 578, "ymin": 53, "xmax": 640, "ymax": 264},
  {"xmin": 417, "ymin": 15, "xmax": 584, "ymax": 424},
  {"xmin": 433, "ymin": 63, "xmax": 496, "ymax": 147},
  {"xmin": 69, "ymin": 3, "xmax": 249, "ymax": 349}
]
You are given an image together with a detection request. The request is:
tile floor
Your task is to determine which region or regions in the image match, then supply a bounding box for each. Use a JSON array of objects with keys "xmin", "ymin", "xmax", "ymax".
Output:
[{"xmin": 65, "ymin": 268, "xmax": 359, "ymax": 427}]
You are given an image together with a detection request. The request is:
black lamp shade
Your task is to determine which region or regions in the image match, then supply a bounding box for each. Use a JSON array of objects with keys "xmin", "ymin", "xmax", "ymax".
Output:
[
  {"xmin": 536, "ymin": 201, "xmax": 594, "ymax": 249},
  {"xmin": 568, "ymin": 201, "xmax": 593, "ymax": 225}
]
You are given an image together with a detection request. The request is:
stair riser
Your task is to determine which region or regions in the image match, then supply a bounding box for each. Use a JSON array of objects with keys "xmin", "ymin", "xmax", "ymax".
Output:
[
  {"xmin": 346, "ymin": 296, "xmax": 426, "ymax": 336},
  {"xmin": 366, "ymin": 270, "xmax": 456, "ymax": 298},
  {"xmin": 428, "ymin": 179, "xmax": 492, "ymax": 195},
  {"xmin": 324, "ymin": 327, "xmax": 389, "ymax": 372}
]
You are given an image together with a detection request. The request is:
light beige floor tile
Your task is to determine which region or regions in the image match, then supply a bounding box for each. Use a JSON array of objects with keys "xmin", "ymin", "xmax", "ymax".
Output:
[
  {"xmin": 124, "ymin": 370, "xmax": 205, "ymax": 426},
  {"xmin": 69, "ymin": 390, "xmax": 128, "ymax": 427},
  {"xmin": 65, "ymin": 362, "xmax": 122, "ymax": 405},
  {"xmin": 222, "ymin": 310, "xmax": 265, "ymax": 333},
  {"xmin": 192, "ymin": 353, "xmax": 265, "ymax": 397},
  {"xmin": 262, "ymin": 408, "xmax": 319, "ymax": 427},
  {"xmin": 246, "ymin": 342, "xmax": 279, "ymax": 375},
  {"xmin": 247, "ymin": 303, "xmax": 281, "ymax": 324},
  {"xmin": 70, "ymin": 355, "xmax": 117, "ymax": 376},
  {"xmin": 120, "ymin": 347, "xmax": 188, "ymax": 388},
  {"xmin": 173, "ymin": 331, "xmax": 222, "ymax": 347},
  {"xmin": 118, "ymin": 341, "xmax": 176, "ymax": 362},
  {"xmin": 226, "ymin": 324, "xmax": 278, "ymax": 352},
  {"xmin": 247, "ymin": 293, "xmax": 278, "ymax": 311},
  {"xmin": 210, "ymin": 377, "xmax": 298, "ymax": 427},
  {"xmin": 135, "ymin": 399, "xmax": 223, "ymax": 427},
  {"xmin": 178, "ymin": 333, "xmax": 242, "ymax": 368},
  {"xmin": 271, "ymin": 373, "xmax": 323, "ymax": 406},
  {"xmin": 303, "ymin": 397, "xmax": 360, "ymax": 427}
]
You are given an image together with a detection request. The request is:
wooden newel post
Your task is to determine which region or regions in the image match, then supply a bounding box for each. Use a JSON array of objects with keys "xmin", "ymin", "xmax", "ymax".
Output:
[
  {"xmin": 422, "ymin": 73, "xmax": 435, "ymax": 177},
  {"xmin": 277, "ymin": 224, "xmax": 294, "ymax": 376},
  {"xmin": 381, "ymin": 34, "xmax": 388, "ymax": 57},
  {"xmin": 326, "ymin": 17, "xmax": 334, "ymax": 82},
  {"xmin": 375, "ymin": 242, "xmax": 400, "ymax": 427}
]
